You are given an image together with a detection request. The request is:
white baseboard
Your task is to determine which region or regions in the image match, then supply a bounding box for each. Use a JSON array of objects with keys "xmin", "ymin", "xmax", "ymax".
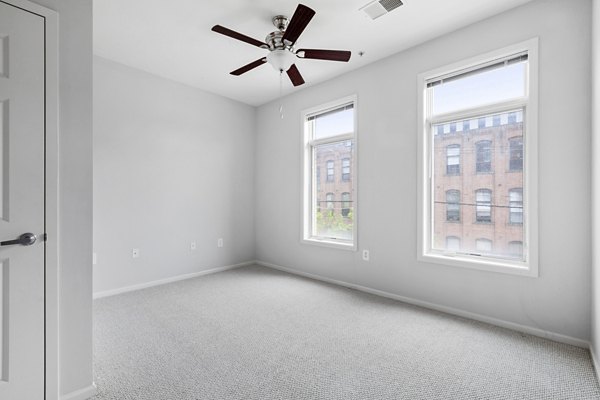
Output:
[
  {"xmin": 591, "ymin": 345, "xmax": 600, "ymax": 380},
  {"xmin": 256, "ymin": 260, "xmax": 589, "ymax": 349},
  {"xmin": 60, "ymin": 383, "xmax": 97, "ymax": 400},
  {"xmin": 93, "ymin": 261, "xmax": 254, "ymax": 299}
]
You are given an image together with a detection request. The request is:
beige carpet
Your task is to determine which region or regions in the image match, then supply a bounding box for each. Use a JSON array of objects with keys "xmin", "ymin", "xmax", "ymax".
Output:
[{"xmin": 92, "ymin": 264, "xmax": 600, "ymax": 399}]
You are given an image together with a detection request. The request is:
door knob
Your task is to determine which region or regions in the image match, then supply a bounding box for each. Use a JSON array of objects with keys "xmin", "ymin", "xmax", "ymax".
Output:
[{"xmin": 1, "ymin": 233, "xmax": 37, "ymax": 247}]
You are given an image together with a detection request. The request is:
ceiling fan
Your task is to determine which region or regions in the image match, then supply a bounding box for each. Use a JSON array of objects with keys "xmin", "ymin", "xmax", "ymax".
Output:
[{"xmin": 211, "ymin": 3, "xmax": 351, "ymax": 87}]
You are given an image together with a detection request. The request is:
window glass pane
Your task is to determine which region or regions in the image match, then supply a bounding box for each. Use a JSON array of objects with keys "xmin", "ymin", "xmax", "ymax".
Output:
[
  {"xmin": 309, "ymin": 104, "xmax": 354, "ymax": 140},
  {"xmin": 432, "ymin": 110, "xmax": 524, "ymax": 259},
  {"xmin": 431, "ymin": 61, "xmax": 526, "ymax": 115},
  {"xmin": 313, "ymin": 140, "xmax": 354, "ymax": 241}
]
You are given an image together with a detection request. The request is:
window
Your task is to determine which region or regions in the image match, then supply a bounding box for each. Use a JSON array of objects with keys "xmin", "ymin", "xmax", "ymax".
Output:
[
  {"xmin": 509, "ymin": 189, "xmax": 523, "ymax": 224},
  {"xmin": 476, "ymin": 140, "xmax": 492, "ymax": 173},
  {"xmin": 326, "ymin": 193, "xmax": 334, "ymax": 210},
  {"xmin": 342, "ymin": 158, "xmax": 351, "ymax": 181},
  {"xmin": 476, "ymin": 239, "xmax": 493, "ymax": 254},
  {"xmin": 508, "ymin": 241, "xmax": 523, "ymax": 258},
  {"xmin": 418, "ymin": 39, "xmax": 538, "ymax": 275},
  {"xmin": 509, "ymin": 137, "xmax": 523, "ymax": 171},
  {"xmin": 326, "ymin": 160, "xmax": 334, "ymax": 182},
  {"xmin": 446, "ymin": 145, "xmax": 460, "ymax": 175},
  {"xmin": 475, "ymin": 189, "xmax": 492, "ymax": 223},
  {"xmin": 446, "ymin": 236, "xmax": 460, "ymax": 251},
  {"xmin": 341, "ymin": 192, "xmax": 351, "ymax": 217},
  {"xmin": 303, "ymin": 97, "xmax": 356, "ymax": 248},
  {"xmin": 446, "ymin": 190, "xmax": 460, "ymax": 222}
]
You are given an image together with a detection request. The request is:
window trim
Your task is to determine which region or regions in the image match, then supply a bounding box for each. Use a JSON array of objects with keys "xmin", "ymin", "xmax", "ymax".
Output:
[
  {"xmin": 302, "ymin": 95, "xmax": 358, "ymax": 251},
  {"xmin": 417, "ymin": 38, "xmax": 539, "ymax": 277}
]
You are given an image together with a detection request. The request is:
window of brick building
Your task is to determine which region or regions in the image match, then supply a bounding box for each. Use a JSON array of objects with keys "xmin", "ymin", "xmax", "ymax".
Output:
[
  {"xmin": 341, "ymin": 192, "xmax": 351, "ymax": 217},
  {"xmin": 303, "ymin": 97, "xmax": 357, "ymax": 248},
  {"xmin": 326, "ymin": 193, "xmax": 334, "ymax": 210},
  {"xmin": 476, "ymin": 140, "xmax": 492, "ymax": 173},
  {"xmin": 508, "ymin": 241, "xmax": 523, "ymax": 258},
  {"xmin": 446, "ymin": 190, "xmax": 460, "ymax": 222},
  {"xmin": 446, "ymin": 236, "xmax": 460, "ymax": 251},
  {"xmin": 475, "ymin": 189, "xmax": 492, "ymax": 223},
  {"xmin": 509, "ymin": 137, "xmax": 523, "ymax": 171},
  {"xmin": 446, "ymin": 145, "xmax": 460, "ymax": 175},
  {"xmin": 509, "ymin": 189, "xmax": 523, "ymax": 224},
  {"xmin": 418, "ymin": 39, "xmax": 538, "ymax": 275},
  {"xmin": 342, "ymin": 158, "xmax": 351, "ymax": 181},
  {"xmin": 476, "ymin": 239, "xmax": 493, "ymax": 254},
  {"xmin": 326, "ymin": 160, "xmax": 334, "ymax": 182}
]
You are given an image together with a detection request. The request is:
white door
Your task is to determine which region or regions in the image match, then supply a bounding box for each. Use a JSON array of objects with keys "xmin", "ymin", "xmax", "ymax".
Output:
[{"xmin": 0, "ymin": 2, "xmax": 45, "ymax": 399}]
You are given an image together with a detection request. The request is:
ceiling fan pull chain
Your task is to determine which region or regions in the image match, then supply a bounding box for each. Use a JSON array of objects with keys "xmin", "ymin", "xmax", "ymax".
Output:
[{"xmin": 279, "ymin": 70, "xmax": 284, "ymax": 119}]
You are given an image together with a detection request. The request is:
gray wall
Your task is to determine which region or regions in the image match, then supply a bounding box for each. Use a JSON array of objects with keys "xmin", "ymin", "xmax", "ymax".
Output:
[
  {"xmin": 255, "ymin": 0, "xmax": 593, "ymax": 342},
  {"xmin": 29, "ymin": 0, "xmax": 94, "ymax": 397},
  {"xmin": 592, "ymin": 0, "xmax": 599, "ymax": 366},
  {"xmin": 93, "ymin": 57, "xmax": 256, "ymax": 294}
]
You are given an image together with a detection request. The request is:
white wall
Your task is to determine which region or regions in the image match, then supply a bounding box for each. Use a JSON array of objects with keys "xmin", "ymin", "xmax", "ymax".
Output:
[
  {"xmin": 591, "ymin": 0, "xmax": 600, "ymax": 367},
  {"xmin": 256, "ymin": 0, "xmax": 593, "ymax": 342},
  {"xmin": 28, "ymin": 0, "xmax": 94, "ymax": 398},
  {"xmin": 93, "ymin": 57, "xmax": 256, "ymax": 294}
]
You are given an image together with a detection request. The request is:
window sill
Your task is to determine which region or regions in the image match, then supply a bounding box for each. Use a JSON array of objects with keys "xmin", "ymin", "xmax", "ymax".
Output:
[
  {"xmin": 418, "ymin": 252, "xmax": 537, "ymax": 277},
  {"xmin": 302, "ymin": 237, "xmax": 356, "ymax": 251}
]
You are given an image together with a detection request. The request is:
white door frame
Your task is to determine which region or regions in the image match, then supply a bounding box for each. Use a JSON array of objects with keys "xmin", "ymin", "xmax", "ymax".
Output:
[{"xmin": 1, "ymin": 1, "xmax": 59, "ymax": 399}]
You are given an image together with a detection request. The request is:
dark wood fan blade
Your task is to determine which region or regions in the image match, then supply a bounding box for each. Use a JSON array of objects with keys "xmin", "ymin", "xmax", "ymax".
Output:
[
  {"xmin": 212, "ymin": 25, "xmax": 266, "ymax": 48},
  {"xmin": 286, "ymin": 64, "xmax": 305, "ymax": 86},
  {"xmin": 230, "ymin": 58, "xmax": 267, "ymax": 76},
  {"xmin": 296, "ymin": 49, "xmax": 351, "ymax": 62},
  {"xmin": 282, "ymin": 4, "xmax": 315, "ymax": 46}
]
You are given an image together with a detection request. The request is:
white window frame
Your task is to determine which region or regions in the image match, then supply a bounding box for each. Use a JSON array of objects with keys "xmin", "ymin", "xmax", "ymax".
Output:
[
  {"xmin": 302, "ymin": 95, "xmax": 358, "ymax": 250},
  {"xmin": 417, "ymin": 39, "xmax": 539, "ymax": 277}
]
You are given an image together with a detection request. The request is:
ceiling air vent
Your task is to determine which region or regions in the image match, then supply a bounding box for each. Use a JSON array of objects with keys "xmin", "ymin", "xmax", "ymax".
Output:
[{"xmin": 360, "ymin": 0, "xmax": 403, "ymax": 20}]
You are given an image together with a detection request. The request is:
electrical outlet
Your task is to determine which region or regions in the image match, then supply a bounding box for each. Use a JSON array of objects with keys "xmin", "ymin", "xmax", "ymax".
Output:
[
  {"xmin": 362, "ymin": 249, "xmax": 370, "ymax": 261},
  {"xmin": 132, "ymin": 248, "xmax": 140, "ymax": 258},
  {"xmin": 92, "ymin": 253, "xmax": 97, "ymax": 265},
  {"xmin": 190, "ymin": 241, "xmax": 197, "ymax": 250},
  {"xmin": 217, "ymin": 238, "xmax": 223, "ymax": 248}
]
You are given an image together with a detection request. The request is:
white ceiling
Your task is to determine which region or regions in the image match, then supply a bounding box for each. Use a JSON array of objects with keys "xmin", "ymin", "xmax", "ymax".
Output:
[{"xmin": 93, "ymin": 0, "xmax": 533, "ymax": 106}]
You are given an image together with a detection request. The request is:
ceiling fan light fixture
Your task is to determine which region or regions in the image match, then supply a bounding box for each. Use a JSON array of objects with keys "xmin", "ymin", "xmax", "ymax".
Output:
[{"xmin": 266, "ymin": 49, "xmax": 296, "ymax": 72}]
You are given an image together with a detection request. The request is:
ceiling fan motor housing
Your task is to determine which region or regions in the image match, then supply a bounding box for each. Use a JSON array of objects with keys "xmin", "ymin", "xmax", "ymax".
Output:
[{"xmin": 265, "ymin": 31, "xmax": 288, "ymax": 51}]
